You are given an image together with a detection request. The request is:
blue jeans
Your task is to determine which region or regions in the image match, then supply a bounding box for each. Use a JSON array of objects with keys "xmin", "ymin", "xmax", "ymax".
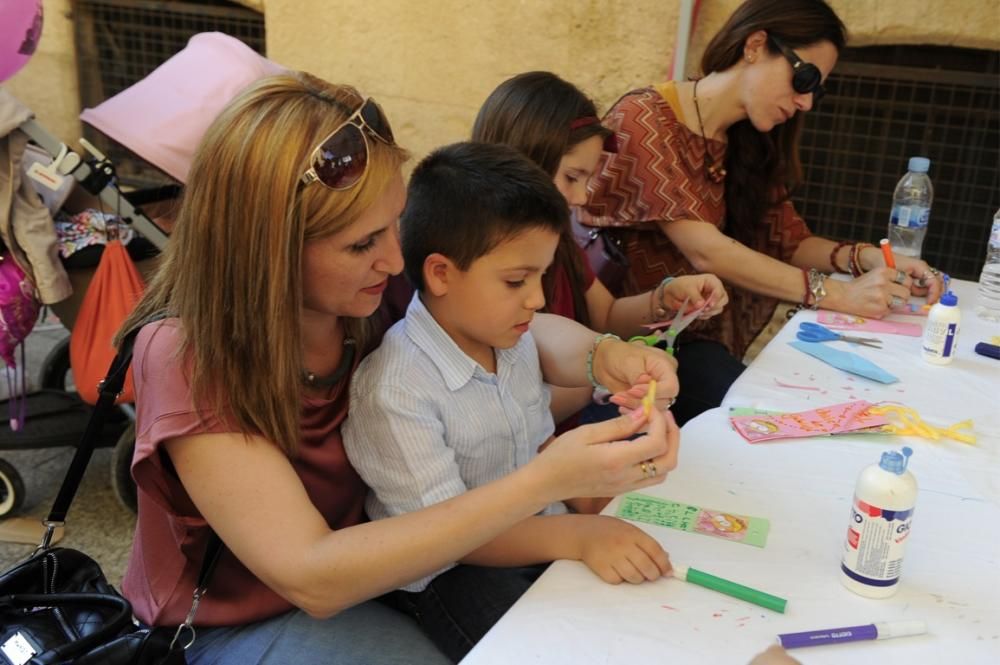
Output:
[
  {"xmin": 389, "ymin": 564, "xmax": 548, "ymax": 663},
  {"xmin": 185, "ymin": 599, "xmax": 450, "ymax": 665}
]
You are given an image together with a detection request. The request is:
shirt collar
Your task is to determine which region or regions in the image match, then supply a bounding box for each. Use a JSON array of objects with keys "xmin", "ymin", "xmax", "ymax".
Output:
[{"xmin": 403, "ymin": 293, "xmax": 521, "ymax": 391}]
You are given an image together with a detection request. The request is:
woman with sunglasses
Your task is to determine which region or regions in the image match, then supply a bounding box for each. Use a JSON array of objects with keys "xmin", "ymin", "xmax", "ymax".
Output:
[
  {"xmin": 579, "ymin": 0, "xmax": 944, "ymax": 372},
  {"xmin": 114, "ymin": 72, "xmax": 680, "ymax": 665}
]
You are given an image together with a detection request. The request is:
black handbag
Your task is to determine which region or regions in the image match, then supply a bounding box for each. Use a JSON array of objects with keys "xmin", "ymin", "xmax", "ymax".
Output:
[{"xmin": 0, "ymin": 321, "xmax": 221, "ymax": 665}]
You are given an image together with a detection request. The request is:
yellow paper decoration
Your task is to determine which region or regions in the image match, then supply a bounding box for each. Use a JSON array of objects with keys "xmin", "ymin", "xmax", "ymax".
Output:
[{"xmin": 869, "ymin": 404, "xmax": 976, "ymax": 445}]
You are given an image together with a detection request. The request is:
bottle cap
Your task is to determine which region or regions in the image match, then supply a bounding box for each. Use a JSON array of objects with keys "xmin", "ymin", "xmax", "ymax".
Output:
[
  {"xmin": 908, "ymin": 156, "xmax": 930, "ymax": 173},
  {"xmin": 879, "ymin": 446, "xmax": 913, "ymax": 475},
  {"xmin": 939, "ymin": 291, "xmax": 958, "ymax": 306}
]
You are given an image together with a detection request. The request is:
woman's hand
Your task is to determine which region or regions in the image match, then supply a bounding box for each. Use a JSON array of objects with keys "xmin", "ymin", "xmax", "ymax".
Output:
[
  {"xmin": 858, "ymin": 245, "xmax": 944, "ymax": 305},
  {"xmin": 662, "ymin": 274, "xmax": 729, "ymax": 319},
  {"xmin": 574, "ymin": 515, "xmax": 671, "ymax": 584},
  {"xmin": 533, "ymin": 407, "xmax": 680, "ymax": 503},
  {"xmin": 893, "ymin": 254, "xmax": 944, "ymax": 304},
  {"xmin": 825, "ymin": 267, "xmax": 912, "ymax": 319}
]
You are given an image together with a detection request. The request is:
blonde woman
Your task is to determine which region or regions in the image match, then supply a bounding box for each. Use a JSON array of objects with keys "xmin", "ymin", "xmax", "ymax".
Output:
[{"xmin": 116, "ymin": 72, "xmax": 680, "ymax": 664}]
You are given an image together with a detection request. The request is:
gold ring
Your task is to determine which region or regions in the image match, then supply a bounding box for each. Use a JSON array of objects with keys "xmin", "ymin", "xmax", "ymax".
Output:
[{"xmin": 639, "ymin": 461, "xmax": 649, "ymax": 477}]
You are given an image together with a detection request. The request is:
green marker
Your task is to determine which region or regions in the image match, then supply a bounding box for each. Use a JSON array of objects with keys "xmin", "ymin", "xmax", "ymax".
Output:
[{"xmin": 671, "ymin": 564, "xmax": 787, "ymax": 613}]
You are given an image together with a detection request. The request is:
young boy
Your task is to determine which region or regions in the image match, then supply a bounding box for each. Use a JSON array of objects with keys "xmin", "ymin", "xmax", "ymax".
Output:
[{"xmin": 343, "ymin": 142, "xmax": 671, "ymax": 662}]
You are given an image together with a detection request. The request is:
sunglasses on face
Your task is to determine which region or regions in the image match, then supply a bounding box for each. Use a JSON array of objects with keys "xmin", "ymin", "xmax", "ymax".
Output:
[
  {"xmin": 300, "ymin": 98, "xmax": 396, "ymax": 190},
  {"xmin": 768, "ymin": 35, "xmax": 826, "ymax": 104}
]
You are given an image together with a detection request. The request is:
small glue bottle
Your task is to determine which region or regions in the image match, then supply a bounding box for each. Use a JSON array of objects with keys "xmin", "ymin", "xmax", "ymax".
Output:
[
  {"xmin": 921, "ymin": 290, "xmax": 961, "ymax": 364},
  {"xmin": 840, "ymin": 447, "xmax": 917, "ymax": 598}
]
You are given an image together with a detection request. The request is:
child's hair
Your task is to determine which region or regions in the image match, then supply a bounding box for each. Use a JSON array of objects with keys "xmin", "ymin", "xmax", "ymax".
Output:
[
  {"xmin": 471, "ymin": 71, "xmax": 614, "ymax": 175},
  {"xmin": 401, "ymin": 141, "xmax": 569, "ymax": 291},
  {"xmin": 472, "ymin": 71, "xmax": 614, "ymax": 326}
]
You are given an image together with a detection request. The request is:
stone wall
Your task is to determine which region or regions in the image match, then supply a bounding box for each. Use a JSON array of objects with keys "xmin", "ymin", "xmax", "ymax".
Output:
[{"xmin": 4, "ymin": 1, "xmax": 998, "ymax": 161}]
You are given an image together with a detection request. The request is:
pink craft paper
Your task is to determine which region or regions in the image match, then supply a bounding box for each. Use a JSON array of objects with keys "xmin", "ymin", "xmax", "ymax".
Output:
[
  {"xmin": 730, "ymin": 400, "xmax": 890, "ymax": 443},
  {"xmin": 818, "ymin": 311, "xmax": 922, "ymax": 337}
]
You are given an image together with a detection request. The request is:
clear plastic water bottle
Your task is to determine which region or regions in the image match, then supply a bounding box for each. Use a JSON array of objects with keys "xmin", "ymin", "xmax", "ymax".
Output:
[
  {"xmin": 976, "ymin": 208, "xmax": 1000, "ymax": 321},
  {"xmin": 887, "ymin": 157, "xmax": 933, "ymax": 258}
]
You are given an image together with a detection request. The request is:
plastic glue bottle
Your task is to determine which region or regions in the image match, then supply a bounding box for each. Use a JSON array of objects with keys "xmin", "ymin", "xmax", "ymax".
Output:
[
  {"xmin": 922, "ymin": 290, "xmax": 961, "ymax": 364},
  {"xmin": 841, "ymin": 447, "xmax": 917, "ymax": 598}
]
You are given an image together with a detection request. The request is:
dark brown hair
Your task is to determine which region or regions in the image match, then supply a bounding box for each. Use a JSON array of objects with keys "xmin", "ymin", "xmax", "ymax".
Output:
[
  {"xmin": 701, "ymin": 0, "xmax": 846, "ymax": 245},
  {"xmin": 472, "ymin": 71, "xmax": 614, "ymax": 326}
]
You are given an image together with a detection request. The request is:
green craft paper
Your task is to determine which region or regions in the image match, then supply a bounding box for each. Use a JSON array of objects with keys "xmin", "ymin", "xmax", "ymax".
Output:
[{"xmin": 616, "ymin": 493, "xmax": 770, "ymax": 548}]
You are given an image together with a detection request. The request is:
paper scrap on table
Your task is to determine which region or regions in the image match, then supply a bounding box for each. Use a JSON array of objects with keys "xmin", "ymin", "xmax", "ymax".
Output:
[
  {"xmin": 788, "ymin": 341, "xmax": 899, "ymax": 384},
  {"xmin": 818, "ymin": 311, "xmax": 922, "ymax": 337},
  {"xmin": 730, "ymin": 400, "xmax": 890, "ymax": 443},
  {"xmin": 616, "ymin": 493, "xmax": 769, "ymax": 547}
]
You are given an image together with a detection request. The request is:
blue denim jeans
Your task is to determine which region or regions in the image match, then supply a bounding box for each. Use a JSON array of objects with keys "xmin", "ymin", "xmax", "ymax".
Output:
[
  {"xmin": 185, "ymin": 599, "xmax": 450, "ymax": 665},
  {"xmin": 389, "ymin": 564, "xmax": 549, "ymax": 663}
]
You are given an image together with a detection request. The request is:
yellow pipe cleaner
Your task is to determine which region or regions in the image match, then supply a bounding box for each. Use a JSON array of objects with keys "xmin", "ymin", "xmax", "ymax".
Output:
[{"xmin": 869, "ymin": 404, "xmax": 976, "ymax": 445}]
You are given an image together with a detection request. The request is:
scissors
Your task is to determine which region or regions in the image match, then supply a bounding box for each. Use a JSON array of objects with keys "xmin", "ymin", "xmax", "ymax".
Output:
[
  {"xmin": 630, "ymin": 297, "xmax": 702, "ymax": 355},
  {"xmin": 797, "ymin": 322, "xmax": 883, "ymax": 348}
]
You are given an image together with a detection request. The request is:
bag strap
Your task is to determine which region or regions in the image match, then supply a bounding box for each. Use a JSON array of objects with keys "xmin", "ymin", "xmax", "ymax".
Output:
[
  {"xmin": 43, "ymin": 314, "xmax": 166, "ymax": 530},
  {"xmin": 38, "ymin": 313, "xmax": 223, "ymax": 627}
]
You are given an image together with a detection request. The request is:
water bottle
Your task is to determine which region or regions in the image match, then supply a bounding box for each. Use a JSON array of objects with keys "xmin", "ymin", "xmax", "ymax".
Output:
[
  {"xmin": 975, "ymin": 207, "xmax": 1000, "ymax": 321},
  {"xmin": 887, "ymin": 157, "xmax": 933, "ymax": 258},
  {"xmin": 841, "ymin": 447, "xmax": 917, "ymax": 599}
]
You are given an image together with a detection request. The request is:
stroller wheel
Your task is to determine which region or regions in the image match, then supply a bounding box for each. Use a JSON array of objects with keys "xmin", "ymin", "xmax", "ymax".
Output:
[
  {"xmin": 39, "ymin": 336, "xmax": 73, "ymax": 391},
  {"xmin": 111, "ymin": 422, "xmax": 137, "ymax": 514},
  {"xmin": 0, "ymin": 458, "xmax": 26, "ymax": 518}
]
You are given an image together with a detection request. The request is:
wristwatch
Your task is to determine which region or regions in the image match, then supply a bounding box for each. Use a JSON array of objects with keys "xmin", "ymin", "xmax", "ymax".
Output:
[{"xmin": 807, "ymin": 269, "xmax": 827, "ymax": 310}]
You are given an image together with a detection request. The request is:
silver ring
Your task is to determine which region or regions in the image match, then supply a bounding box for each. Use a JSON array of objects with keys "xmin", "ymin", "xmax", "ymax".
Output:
[
  {"xmin": 889, "ymin": 295, "xmax": 904, "ymax": 308},
  {"xmin": 665, "ymin": 397, "xmax": 677, "ymax": 409},
  {"xmin": 646, "ymin": 461, "xmax": 657, "ymax": 478},
  {"xmin": 893, "ymin": 270, "xmax": 907, "ymax": 285},
  {"xmin": 928, "ymin": 266, "xmax": 941, "ymax": 276}
]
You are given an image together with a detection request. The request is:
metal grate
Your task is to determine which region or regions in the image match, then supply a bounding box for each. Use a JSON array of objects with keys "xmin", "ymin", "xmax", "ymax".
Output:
[
  {"xmin": 793, "ymin": 45, "xmax": 1000, "ymax": 280},
  {"xmin": 73, "ymin": 0, "xmax": 265, "ymax": 187}
]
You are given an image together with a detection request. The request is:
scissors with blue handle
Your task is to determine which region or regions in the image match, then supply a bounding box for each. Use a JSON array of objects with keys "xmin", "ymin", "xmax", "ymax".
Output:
[
  {"xmin": 797, "ymin": 322, "xmax": 883, "ymax": 348},
  {"xmin": 630, "ymin": 297, "xmax": 701, "ymax": 355}
]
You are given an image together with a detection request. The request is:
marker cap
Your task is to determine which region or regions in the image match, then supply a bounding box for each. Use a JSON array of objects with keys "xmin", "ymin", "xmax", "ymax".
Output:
[{"xmin": 875, "ymin": 620, "xmax": 927, "ymax": 640}]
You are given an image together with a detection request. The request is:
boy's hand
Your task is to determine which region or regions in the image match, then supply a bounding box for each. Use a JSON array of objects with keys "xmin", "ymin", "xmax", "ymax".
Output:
[
  {"xmin": 575, "ymin": 515, "xmax": 671, "ymax": 584},
  {"xmin": 593, "ymin": 340, "xmax": 678, "ymax": 408}
]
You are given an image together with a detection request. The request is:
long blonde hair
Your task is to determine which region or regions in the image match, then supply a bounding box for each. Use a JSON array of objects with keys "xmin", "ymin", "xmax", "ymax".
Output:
[{"xmin": 117, "ymin": 72, "xmax": 408, "ymax": 455}]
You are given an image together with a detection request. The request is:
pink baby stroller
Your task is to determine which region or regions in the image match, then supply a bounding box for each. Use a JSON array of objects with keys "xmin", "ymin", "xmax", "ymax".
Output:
[{"xmin": 0, "ymin": 32, "xmax": 282, "ymax": 517}]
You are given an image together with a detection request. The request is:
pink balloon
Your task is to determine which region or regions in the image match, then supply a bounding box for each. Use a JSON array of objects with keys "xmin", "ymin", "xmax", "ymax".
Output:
[{"xmin": 0, "ymin": 0, "xmax": 44, "ymax": 83}]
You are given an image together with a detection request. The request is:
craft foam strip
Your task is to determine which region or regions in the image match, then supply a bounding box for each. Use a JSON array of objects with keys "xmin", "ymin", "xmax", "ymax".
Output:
[{"xmin": 616, "ymin": 494, "xmax": 770, "ymax": 547}]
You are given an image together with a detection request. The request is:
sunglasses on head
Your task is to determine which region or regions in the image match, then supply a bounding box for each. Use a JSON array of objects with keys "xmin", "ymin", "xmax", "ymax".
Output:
[
  {"xmin": 300, "ymin": 97, "xmax": 396, "ymax": 190},
  {"xmin": 768, "ymin": 35, "xmax": 826, "ymax": 104}
]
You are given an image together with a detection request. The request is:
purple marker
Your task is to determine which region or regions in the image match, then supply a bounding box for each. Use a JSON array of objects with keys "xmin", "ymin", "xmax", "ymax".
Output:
[{"xmin": 777, "ymin": 620, "xmax": 926, "ymax": 649}]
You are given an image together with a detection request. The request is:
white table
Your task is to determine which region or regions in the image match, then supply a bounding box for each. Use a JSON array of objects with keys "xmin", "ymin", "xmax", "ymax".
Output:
[{"xmin": 464, "ymin": 279, "xmax": 999, "ymax": 665}]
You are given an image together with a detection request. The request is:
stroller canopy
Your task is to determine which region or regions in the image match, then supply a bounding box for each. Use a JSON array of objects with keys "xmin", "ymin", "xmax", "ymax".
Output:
[{"xmin": 80, "ymin": 32, "xmax": 284, "ymax": 184}]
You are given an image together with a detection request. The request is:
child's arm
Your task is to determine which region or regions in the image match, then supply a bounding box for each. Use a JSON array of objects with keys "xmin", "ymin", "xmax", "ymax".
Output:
[
  {"xmin": 459, "ymin": 513, "xmax": 671, "ymax": 584},
  {"xmin": 582, "ymin": 274, "xmax": 729, "ymax": 338},
  {"xmin": 548, "ymin": 384, "xmax": 594, "ymax": 424}
]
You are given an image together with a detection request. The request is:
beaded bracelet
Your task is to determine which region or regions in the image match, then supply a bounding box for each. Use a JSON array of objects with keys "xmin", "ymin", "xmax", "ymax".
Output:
[
  {"xmin": 649, "ymin": 276, "xmax": 676, "ymax": 322},
  {"xmin": 586, "ymin": 332, "xmax": 621, "ymax": 391},
  {"xmin": 829, "ymin": 241, "xmax": 851, "ymax": 274},
  {"xmin": 849, "ymin": 242, "xmax": 874, "ymax": 277}
]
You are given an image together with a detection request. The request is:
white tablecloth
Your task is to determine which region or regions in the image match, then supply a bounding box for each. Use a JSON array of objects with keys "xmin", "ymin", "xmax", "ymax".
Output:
[{"xmin": 463, "ymin": 279, "xmax": 999, "ymax": 665}]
